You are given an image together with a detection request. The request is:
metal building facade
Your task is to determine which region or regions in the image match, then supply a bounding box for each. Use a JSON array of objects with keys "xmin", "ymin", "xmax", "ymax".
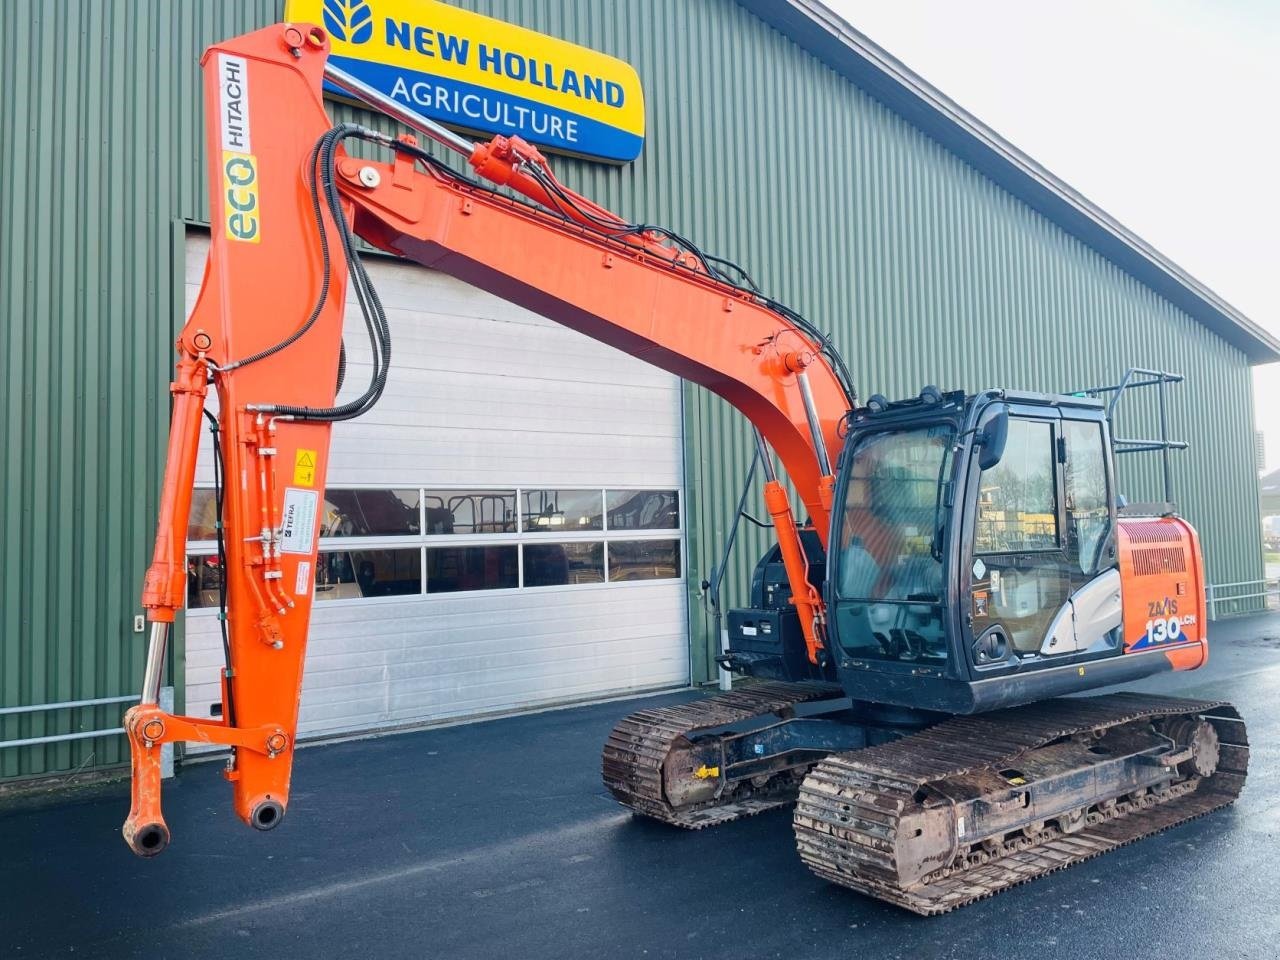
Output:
[{"xmin": 1, "ymin": 0, "xmax": 1274, "ymax": 779}]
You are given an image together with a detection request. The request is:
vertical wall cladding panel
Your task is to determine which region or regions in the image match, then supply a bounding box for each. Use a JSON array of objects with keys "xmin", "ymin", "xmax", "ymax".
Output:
[{"xmin": 0, "ymin": 0, "xmax": 1265, "ymax": 779}]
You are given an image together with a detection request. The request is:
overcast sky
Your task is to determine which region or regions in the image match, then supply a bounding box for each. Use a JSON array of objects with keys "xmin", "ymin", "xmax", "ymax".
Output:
[{"xmin": 826, "ymin": 0, "xmax": 1279, "ymax": 471}]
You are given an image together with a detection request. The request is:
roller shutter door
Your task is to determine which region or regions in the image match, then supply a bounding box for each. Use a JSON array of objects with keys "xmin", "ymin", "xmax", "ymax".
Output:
[{"xmin": 181, "ymin": 232, "xmax": 688, "ymax": 743}]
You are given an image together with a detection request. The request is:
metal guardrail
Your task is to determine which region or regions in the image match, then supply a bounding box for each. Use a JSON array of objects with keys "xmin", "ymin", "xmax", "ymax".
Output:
[
  {"xmin": 1207, "ymin": 579, "xmax": 1280, "ymax": 620},
  {"xmin": 0, "ymin": 693, "xmax": 138, "ymax": 718},
  {"xmin": 0, "ymin": 688, "xmax": 174, "ymax": 778}
]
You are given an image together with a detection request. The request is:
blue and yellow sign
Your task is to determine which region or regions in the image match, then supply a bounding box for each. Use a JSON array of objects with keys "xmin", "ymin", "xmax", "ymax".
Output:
[{"xmin": 285, "ymin": 0, "xmax": 645, "ymax": 163}]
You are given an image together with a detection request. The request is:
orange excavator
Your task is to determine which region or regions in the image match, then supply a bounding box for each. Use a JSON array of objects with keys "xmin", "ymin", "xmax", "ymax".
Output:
[{"xmin": 123, "ymin": 23, "xmax": 1247, "ymax": 914}]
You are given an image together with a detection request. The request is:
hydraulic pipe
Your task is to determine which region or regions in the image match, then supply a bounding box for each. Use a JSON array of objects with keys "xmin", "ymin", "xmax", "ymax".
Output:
[
  {"xmin": 754, "ymin": 429, "xmax": 778, "ymax": 483},
  {"xmin": 796, "ymin": 370, "xmax": 832, "ymax": 477},
  {"xmin": 323, "ymin": 63, "xmax": 475, "ymax": 158}
]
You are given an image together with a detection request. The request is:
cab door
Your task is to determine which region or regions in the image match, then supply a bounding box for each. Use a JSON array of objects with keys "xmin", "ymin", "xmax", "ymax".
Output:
[
  {"xmin": 1057, "ymin": 415, "xmax": 1123, "ymax": 654},
  {"xmin": 963, "ymin": 407, "xmax": 1075, "ymax": 668},
  {"xmin": 963, "ymin": 406, "xmax": 1122, "ymax": 672}
]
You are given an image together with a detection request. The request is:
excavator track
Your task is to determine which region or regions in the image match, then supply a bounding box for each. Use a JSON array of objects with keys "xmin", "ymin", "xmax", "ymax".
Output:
[
  {"xmin": 794, "ymin": 693, "xmax": 1248, "ymax": 915},
  {"xmin": 603, "ymin": 681, "xmax": 844, "ymax": 828}
]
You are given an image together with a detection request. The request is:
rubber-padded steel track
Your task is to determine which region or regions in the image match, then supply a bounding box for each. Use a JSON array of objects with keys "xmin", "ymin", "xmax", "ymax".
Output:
[
  {"xmin": 602, "ymin": 681, "xmax": 843, "ymax": 827},
  {"xmin": 794, "ymin": 693, "xmax": 1248, "ymax": 915}
]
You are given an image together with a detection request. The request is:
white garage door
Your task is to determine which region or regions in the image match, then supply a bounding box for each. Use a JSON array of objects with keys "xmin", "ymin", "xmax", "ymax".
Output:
[{"xmin": 182, "ymin": 232, "xmax": 689, "ymax": 743}]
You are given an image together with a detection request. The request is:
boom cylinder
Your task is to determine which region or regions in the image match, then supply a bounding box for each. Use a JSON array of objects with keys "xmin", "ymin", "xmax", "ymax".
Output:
[{"xmin": 755, "ymin": 432, "xmax": 827, "ymax": 666}]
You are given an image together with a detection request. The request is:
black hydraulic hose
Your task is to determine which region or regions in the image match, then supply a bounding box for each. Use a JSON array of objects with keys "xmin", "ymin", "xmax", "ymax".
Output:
[
  {"xmin": 250, "ymin": 124, "xmax": 393, "ymax": 422},
  {"xmin": 708, "ymin": 446, "xmax": 760, "ymax": 641},
  {"xmin": 202, "ymin": 408, "xmax": 236, "ymax": 728}
]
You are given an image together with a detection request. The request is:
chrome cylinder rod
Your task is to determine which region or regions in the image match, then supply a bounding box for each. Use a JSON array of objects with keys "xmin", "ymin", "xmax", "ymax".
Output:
[
  {"xmin": 322, "ymin": 62, "xmax": 476, "ymax": 158},
  {"xmin": 140, "ymin": 622, "xmax": 169, "ymax": 705},
  {"xmin": 753, "ymin": 429, "xmax": 778, "ymax": 484},
  {"xmin": 795, "ymin": 370, "xmax": 833, "ymax": 476}
]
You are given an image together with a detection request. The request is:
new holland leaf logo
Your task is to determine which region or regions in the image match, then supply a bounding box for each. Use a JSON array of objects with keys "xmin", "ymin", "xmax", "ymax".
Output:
[{"xmin": 323, "ymin": 0, "xmax": 373, "ymax": 44}]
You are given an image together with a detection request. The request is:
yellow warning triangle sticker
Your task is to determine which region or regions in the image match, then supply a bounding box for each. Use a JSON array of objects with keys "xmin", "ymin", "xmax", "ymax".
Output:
[{"xmin": 296, "ymin": 450, "xmax": 317, "ymax": 468}]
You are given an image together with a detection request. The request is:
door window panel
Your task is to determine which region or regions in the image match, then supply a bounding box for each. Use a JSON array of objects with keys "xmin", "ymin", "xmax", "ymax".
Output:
[
  {"xmin": 522, "ymin": 489, "xmax": 604, "ymax": 532},
  {"xmin": 974, "ymin": 419, "xmax": 1058, "ymax": 554},
  {"xmin": 315, "ymin": 549, "xmax": 422, "ymax": 600},
  {"xmin": 1063, "ymin": 421, "xmax": 1111, "ymax": 575},
  {"xmin": 606, "ymin": 490, "xmax": 679, "ymax": 530},
  {"xmin": 524, "ymin": 542, "xmax": 605, "ymax": 587},
  {"xmin": 321, "ymin": 489, "xmax": 421, "ymax": 537},
  {"xmin": 186, "ymin": 554, "xmax": 224, "ymax": 609},
  {"xmin": 423, "ymin": 490, "xmax": 516, "ymax": 534},
  {"xmin": 608, "ymin": 540, "xmax": 681, "ymax": 581},
  {"xmin": 426, "ymin": 545, "xmax": 518, "ymax": 593},
  {"xmin": 188, "ymin": 490, "xmax": 218, "ymax": 542}
]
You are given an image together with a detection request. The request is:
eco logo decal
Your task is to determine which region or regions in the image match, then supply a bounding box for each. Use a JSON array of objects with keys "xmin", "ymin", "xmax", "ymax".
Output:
[{"xmin": 217, "ymin": 54, "xmax": 260, "ymax": 243}]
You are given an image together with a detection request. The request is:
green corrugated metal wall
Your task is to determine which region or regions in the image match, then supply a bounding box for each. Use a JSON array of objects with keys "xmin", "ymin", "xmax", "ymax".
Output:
[{"xmin": 0, "ymin": 0, "xmax": 1263, "ymax": 779}]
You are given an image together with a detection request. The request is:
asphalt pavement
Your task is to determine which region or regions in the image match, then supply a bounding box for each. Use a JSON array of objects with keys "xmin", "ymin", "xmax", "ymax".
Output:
[{"xmin": 3, "ymin": 613, "xmax": 1279, "ymax": 960}]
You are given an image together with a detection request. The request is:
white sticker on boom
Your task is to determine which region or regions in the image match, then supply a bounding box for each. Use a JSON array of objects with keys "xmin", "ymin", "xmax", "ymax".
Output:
[
  {"xmin": 280, "ymin": 488, "xmax": 318, "ymax": 555},
  {"xmin": 294, "ymin": 561, "xmax": 312, "ymax": 597},
  {"xmin": 218, "ymin": 54, "xmax": 251, "ymax": 153}
]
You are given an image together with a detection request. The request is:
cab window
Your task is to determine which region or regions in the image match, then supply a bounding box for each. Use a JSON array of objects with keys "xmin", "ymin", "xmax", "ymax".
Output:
[
  {"xmin": 1063, "ymin": 420, "xmax": 1111, "ymax": 575},
  {"xmin": 974, "ymin": 419, "xmax": 1058, "ymax": 553},
  {"xmin": 833, "ymin": 424, "xmax": 952, "ymax": 666}
]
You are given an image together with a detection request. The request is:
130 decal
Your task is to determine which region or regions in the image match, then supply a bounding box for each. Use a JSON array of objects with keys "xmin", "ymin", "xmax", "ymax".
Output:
[{"xmin": 1135, "ymin": 597, "xmax": 1196, "ymax": 649}]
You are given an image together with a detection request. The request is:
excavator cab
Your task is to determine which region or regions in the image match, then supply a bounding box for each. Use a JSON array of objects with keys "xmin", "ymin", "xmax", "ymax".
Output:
[
  {"xmin": 827, "ymin": 386, "xmax": 1128, "ymax": 713},
  {"xmin": 723, "ymin": 378, "xmax": 1208, "ymax": 716}
]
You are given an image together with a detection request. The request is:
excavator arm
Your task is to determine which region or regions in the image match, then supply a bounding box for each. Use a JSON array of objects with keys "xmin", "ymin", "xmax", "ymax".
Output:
[{"xmin": 123, "ymin": 22, "xmax": 854, "ymax": 855}]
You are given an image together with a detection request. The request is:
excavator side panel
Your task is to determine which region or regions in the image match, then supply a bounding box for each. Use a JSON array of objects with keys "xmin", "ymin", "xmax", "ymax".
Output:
[{"xmin": 1117, "ymin": 516, "xmax": 1207, "ymax": 672}]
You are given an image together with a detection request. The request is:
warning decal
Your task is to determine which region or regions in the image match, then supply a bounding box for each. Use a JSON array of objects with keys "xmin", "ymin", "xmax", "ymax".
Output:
[
  {"xmin": 294, "ymin": 448, "xmax": 318, "ymax": 487},
  {"xmin": 295, "ymin": 560, "xmax": 313, "ymax": 597},
  {"xmin": 280, "ymin": 487, "xmax": 319, "ymax": 554}
]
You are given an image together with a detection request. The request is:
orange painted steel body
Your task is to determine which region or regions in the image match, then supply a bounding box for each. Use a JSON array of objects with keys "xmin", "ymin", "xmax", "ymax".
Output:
[
  {"xmin": 124, "ymin": 23, "xmax": 844, "ymax": 853},
  {"xmin": 1116, "ymin": 516, "xmax": 1207, "ymax": 672}
]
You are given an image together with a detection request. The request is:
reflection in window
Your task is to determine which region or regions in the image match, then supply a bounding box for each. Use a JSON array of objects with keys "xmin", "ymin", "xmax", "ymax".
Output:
[
  {"xmin": 320, "ymin": 489, "xmax": 420, "ymax": 537},
  {"xmin": 974, "ymin": 419, "xmax": 1058, "ymax": 554},
  {"xmin": 1064, "ymin": 420, "xmax": 1110, "ymax": 574},
  {"xmin": 524, "ymin": 542, "xmax": 605, "ymax": 587},
  {"xmin": 314, "ymin": 549, "xmax": 422, "ymax": 600},
  {"xmin": 608, "ymin": 540, "xmax": 680, "ymax": 581},
  {"xmin": 837, "ymin": 425, "xmax": 951, "ymax": 602},
  {"xmin": 423, "ymin": 489, "xmax": 516, "ymax": 534},
  {"xmin": 188, "ymin": 489, "xmax": 218, "ymax": 542},
  {"xmin": 523, "ymin": 489, "xmax": 603, "ymax": 532},
  {"xmin": 427, "ymin": 545, "xmax": 518, "ymax": 593},
  {"xmin": 606, "ymin": 490, "xmax": 679, "ymax": 530},
  {"xmin": 186, "ymin": 554, "xmax": 224, "ymax": 609}
]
